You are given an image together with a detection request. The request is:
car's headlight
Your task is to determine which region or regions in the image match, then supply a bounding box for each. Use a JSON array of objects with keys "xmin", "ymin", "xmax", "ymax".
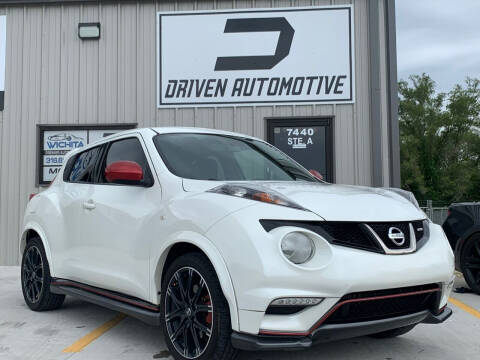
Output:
[
  {"xmin": 208, "ymin": 183, "xmax": 306, "ymax": 211},
  {"xmin": 281, "ymin": 232, "xmax": 315, "ymax": 264},
  {"xmin": 384, "ymin": 187, "xmax": 420, "ymax": 209}
]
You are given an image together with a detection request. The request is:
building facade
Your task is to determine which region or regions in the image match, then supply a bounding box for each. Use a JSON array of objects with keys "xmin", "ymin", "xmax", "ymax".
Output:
[{"xmin": 0, "ymin": 0, "xmax": 399, "ymax": 265}]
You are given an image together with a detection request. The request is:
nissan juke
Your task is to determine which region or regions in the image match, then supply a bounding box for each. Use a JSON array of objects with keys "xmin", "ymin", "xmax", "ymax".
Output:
[{"xmin": 21, "ymin": 127, "xmax": 454, "ymax": 360}]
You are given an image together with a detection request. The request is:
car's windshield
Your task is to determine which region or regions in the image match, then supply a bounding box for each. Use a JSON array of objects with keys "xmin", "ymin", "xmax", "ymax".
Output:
[{"xmin": 153, "ymin": 133, "xmax": 318, "ymax": 182}]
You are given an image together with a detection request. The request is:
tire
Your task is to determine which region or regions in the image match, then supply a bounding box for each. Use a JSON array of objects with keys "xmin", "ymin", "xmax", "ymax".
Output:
[
  {"xmin": 460, "ymin": 234, "xmax": 480, "ymax": 295},
  {"xmin": 369, "ymin": 324, "xmax": 416, "ymax": 338},
  {"xmin": 21, "ymin": 237, "xmax": 65, "ymax": 311},
  {"xmin": 160, "ymin": 253, "xmax": 237, "ymax": 360}
]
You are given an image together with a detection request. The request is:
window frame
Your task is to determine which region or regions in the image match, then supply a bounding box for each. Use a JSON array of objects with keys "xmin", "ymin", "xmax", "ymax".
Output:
[{"xmin": 94, "ymin": 136, "xmax": 155, "ymax": 188}]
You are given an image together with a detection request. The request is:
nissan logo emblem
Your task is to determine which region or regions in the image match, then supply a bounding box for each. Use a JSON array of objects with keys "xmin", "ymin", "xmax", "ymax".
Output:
[{"xmin": 388, "ymin": 227, "xmax": 406, "ymax": 246}]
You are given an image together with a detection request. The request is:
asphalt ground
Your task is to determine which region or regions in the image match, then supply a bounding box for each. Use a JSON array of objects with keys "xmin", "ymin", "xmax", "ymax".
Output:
[{"xmin": 0, "ymin": 266, "xmax": 479, "ymax": 360}]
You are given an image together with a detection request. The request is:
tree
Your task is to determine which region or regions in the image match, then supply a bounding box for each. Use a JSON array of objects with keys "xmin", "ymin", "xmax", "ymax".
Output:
[{"xmin": 399, "ymin": 74, "xmax": 480, "ymax": 204}]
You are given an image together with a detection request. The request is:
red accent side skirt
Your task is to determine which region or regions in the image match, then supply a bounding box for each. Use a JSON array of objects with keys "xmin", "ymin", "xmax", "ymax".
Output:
[
  {"xmin": 259, "ymin": 287, "xmax": 441, "ymax": 336},
  {"xmin": 51, "ymin": 280, "xmax": 160, "ymax": 312}
]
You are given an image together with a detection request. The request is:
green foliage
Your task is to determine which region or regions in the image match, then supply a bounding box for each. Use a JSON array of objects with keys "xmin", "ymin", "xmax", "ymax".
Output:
[{"xmin": 399, "ymin": 74, "xmax": 480, "ymax": 203}]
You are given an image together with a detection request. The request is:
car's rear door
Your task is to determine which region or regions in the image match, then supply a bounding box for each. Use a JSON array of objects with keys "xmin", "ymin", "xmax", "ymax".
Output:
[{"xmin": 79, "ymin": 135, "xmax": 161, "ymax": 301}]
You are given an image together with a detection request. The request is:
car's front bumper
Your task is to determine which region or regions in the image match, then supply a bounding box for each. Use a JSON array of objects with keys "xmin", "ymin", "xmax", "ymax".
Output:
[
  {"xmin": 231, "ymin": 307, "xmax": 452, "ymax": 351},
  {"xmin": 206, "ymin": 204, "xmax": 455, "ymax": 334}
]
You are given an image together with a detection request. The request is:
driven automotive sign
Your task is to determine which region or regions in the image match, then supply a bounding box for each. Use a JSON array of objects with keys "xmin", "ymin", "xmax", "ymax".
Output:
[{"xmin": 157, "ymin": 6, "xmax": 354, "ymax": 107}]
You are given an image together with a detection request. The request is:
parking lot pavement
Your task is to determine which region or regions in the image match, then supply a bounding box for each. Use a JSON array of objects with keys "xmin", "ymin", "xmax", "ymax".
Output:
[{"xmin": 1, "ymin": 266, "xmax": 479, "ymax": 360}]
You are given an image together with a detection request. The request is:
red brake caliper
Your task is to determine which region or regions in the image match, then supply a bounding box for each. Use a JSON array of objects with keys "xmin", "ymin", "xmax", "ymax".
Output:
[{"xmin": 204, "ymin": 295, "xmax": 212, "ymax": 325}]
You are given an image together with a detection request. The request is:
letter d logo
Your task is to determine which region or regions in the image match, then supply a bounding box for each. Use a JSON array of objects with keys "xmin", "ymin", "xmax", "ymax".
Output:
[{"xmin": 215, "ymin": 17, "xmax": 294, "ymax": 71}]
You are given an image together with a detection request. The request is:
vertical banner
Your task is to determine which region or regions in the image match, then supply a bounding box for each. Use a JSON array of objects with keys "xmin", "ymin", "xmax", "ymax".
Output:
[
  {"xmin": 0, "ymin": 15, "xmax": 6, "ymax": 110},
  {"xmin": 157, "ymin": 6, "xmax": 354, "ymax": 107}
]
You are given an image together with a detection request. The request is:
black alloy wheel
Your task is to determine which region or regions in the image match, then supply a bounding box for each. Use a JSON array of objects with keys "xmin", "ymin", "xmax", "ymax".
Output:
[
  {"xmin": 23, "ymin": 245, "xmax": 44, "ymax": 304},
  {"xmin": 165, "ymin": 267, "xmax": 213, "ymax": 359},
  {"xmin": 21, "ymin": 237, "xmax": 65, "ymax": 311},
  {"xmin": 462, "ymin": 235, "xmax": 480, "ymax": 294},
  {"xmin": 161, "ymin": 253, "xmax": 237, "ymax": 360}
]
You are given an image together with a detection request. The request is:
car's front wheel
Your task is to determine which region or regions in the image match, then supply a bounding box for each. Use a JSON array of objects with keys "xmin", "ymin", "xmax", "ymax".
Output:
[
  {"xmin": 21, "ymin": 237, "xmax": 65, "ymax": 311},
  {"xmin": 160, "ymin": 253, "xmax": 237, "ymax": 360}
]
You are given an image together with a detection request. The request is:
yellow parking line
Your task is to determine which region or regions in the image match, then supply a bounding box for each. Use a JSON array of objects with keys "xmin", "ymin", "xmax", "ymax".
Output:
[
  {"xmin": 449, "ymin": 297, "xmax": 480, "ymax": 319},
  {"xmin": 63, "ymin": 314, "xmax": 126, "ymax": 353}
]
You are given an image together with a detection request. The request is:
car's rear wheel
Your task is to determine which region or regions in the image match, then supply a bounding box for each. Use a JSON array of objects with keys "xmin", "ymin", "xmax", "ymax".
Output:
[
  {"xmin": 461, "ymin": 234, "xmax": 480, "ymax": 294},
  {"xmin": 369, "ymin": 324, "xmax": 416, "ymax": 338},
  {"xmin": 161, "ymin": 253, "xmax": 237, "ymax": 360},
  {"xmin": 21, "ymin": 237, "xmax": 65, "ymax": 311}
]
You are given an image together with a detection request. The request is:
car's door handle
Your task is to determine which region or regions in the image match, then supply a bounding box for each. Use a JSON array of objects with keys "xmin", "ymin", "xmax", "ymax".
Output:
[{"xmin": 82, "ymin": 200, "xmax": 96, "ymax": 210}]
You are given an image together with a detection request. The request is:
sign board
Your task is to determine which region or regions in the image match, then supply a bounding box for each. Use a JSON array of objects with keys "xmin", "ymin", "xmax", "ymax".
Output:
[
  {"xmin": 267, "ymin": 118, "xmax": 333, "ymax": 182},
  {"xmin": 157, "ymin": 6, "xmax": 354, "ymax": 107},
  {"xmin": 0, "ymin": 16, "xmax": 6, "ymax": 110},
  {"xmin": 37, "ymin": 124, "xmax": 136, "ymax": 186}
]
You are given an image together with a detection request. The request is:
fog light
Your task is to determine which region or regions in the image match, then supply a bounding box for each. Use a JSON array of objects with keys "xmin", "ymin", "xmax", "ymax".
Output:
[
  {"xmin": 281, "ymin": 232, "xmax": 315, "ymax": 264},
  {"xmin": 270, "ymin": 297, "xmax": 323, "ymax": 306}
]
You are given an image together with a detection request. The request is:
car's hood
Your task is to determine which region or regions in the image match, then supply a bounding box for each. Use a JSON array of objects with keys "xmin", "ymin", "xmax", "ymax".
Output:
[{"xmin": 182, "ymin": 179, "xmax": 426, "ymax": 222}]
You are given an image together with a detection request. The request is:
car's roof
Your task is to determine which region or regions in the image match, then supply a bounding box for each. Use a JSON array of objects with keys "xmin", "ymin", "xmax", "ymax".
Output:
[
  {"xmin": 450, "ymin": 202, "xmax": 480, "ymax": 207},
  {"xmin": 151, "ymin": 127, "xmax": 258, "ymax": 140},
  {"xmin": 89, "ymin": 127, "xmax": 259, "ymax": 145},
  {"xmin": 65, "ymin": 127, "xmax": 262, "ymax": 158}
]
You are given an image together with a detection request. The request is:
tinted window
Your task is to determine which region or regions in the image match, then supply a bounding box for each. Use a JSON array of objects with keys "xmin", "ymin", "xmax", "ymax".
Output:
[
  {"xmin": 68, "ymin": 146, "xmax": 102, "ymax": 183},
  {"xmin": 153, "ymin": 133, "xmax": 317, "ymax": 182},
  {"xmin": 100, "ymin": 137, "xmax": 153, "ymax": 185},
  {"xmin": 63, "ymin": 155, "xmax": 78, "ymax": 182}
]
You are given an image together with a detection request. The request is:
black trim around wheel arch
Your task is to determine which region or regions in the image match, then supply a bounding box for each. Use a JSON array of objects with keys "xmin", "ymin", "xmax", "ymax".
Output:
[
  {"xmin": 50, "ymin": 279, "xmax": 161, "ymax": 326},
  {"xmin": 231, "ymin": 308, "xmax": 452, "ymax": 351}
]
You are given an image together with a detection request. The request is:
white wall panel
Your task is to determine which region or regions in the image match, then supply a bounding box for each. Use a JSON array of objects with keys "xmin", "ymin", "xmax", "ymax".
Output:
[
  {"xmin": 79, "ymin": 4, "xmax": 100, "ymax": 124},
  {"xmin": 59, "ymin": 5, "xmax": 80, "ymax": 124},
  {"xmin": 40, "ymin": 6, "xmax": 61, "ymax": 125},
  {"xmin": 19, "ymin": 6, "xmax": 42, "ymax": 267},
  {"xmin": 378, "ymin": 0, "xmax": 390, "ymax": 185},
  {"xmin": 353, "ymin": 0, "xmax": 371, "ymax": 186},
  {"xmin": 98, "ymin": 3, "xmax": 119, "ymax": 124},
  {"xmin": 1, "ymin": 7, "xmax": 24, "ymax": 265}
]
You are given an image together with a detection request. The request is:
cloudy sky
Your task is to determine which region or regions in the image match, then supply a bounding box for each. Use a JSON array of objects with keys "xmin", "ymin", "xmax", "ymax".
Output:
[{"xmin": 396, "ymin": 0, "xmax": 480, "ymax": 93}]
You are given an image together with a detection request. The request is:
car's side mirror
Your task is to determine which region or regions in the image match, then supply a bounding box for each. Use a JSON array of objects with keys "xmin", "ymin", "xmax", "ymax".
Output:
[
  {"xmin": 309, "ymin": 169, "xmax": 324, "ymax": 181},
  {"xmin": 105, "ymin": 161, "xmax": 144, "ymax": 185}
]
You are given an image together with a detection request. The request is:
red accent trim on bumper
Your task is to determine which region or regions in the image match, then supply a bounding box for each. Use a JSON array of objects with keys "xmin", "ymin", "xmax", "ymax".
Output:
[{"xmin": 259, "ymin": 287, "xmax": 441, "ymax": 336}]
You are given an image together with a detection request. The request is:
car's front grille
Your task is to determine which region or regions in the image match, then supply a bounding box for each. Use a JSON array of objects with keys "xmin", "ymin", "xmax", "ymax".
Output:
[
  {"xmin": 317, "ymin": 222, "xmax": 383, "ymax": 253},
  {"xmin": 259, "ymin": 219, "xmax": 428, "ymax": 255},
  {"xmin": 340, "ymin": 283, "xmax": 439, "ymax": 300},
  {"xmin": 412, "ymin": 220, "xmax": 426, "ymax": 241},
  {"xmin": 322, "ymin": 284, "xmax": 440, "ymax": 325},
  {"xmin": 366, "ymin": 222, "xmax": 412, "ymax": 250}
]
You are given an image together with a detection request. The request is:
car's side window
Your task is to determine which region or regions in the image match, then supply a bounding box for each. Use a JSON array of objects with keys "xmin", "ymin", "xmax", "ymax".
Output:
[
  {"xmin": 62, "ymin": 155, "xmax": 78, "ymax": 182},
  {"xmin": 99, "ymin": 137, "xmax": 154, "ymax": 186},
  {"xmin": 66, "ymin": 146, "xmax": 102, "ymax": 183}
]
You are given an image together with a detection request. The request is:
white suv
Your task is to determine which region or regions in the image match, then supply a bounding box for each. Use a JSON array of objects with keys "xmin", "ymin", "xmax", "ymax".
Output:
[{"xmin": 21, "ymin": 128, "xmax": 454, "ymax": 360}]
